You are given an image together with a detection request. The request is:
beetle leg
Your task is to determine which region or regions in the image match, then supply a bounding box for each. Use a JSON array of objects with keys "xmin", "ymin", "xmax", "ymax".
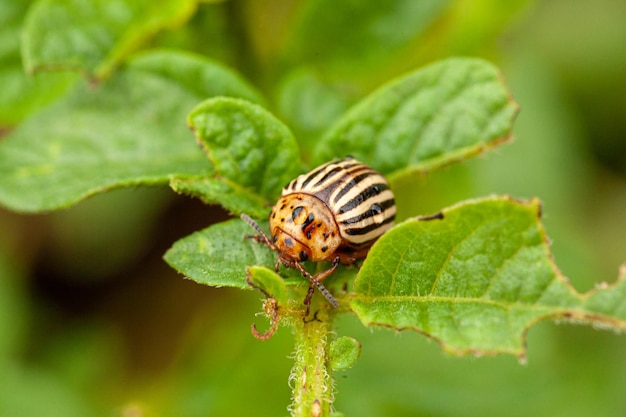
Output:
[
  {"xmin": 311, "ymin": 257, "xmax": 340, "ymax": 282},
  {"xmin": 295, "ymin": 261, "xmax": 340, "ymax": 312},
  {"xmin": 303, "ymin": 280, "xmax": 316, "ymax": 317}
]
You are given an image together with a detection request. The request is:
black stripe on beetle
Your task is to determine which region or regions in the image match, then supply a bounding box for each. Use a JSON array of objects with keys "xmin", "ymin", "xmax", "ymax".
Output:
[
  {"xmin": 344, "ymin": 215, "xmax": 395, "ymax": 235},
  {"xmin": 332, "ymin": 170, "xmax": 376, "ymax": 204},
  {"xmin": 336, "ymin": 183, "xmax": 389, "ymax": 214},
  {"xmin": 340, "ymin": 199, "xmax": 396, "ymax": 225}
]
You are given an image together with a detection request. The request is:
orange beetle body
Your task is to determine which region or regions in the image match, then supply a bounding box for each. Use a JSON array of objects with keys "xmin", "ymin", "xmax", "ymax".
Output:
[{"xmin": 269, "ymin": 193, "xmax": 343, "ymax": 266}]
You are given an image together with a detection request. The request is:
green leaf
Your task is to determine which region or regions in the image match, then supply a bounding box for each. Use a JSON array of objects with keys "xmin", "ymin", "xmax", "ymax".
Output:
[
  {"xmin": 22, "ymin": 0, "xmax": 197, "ymax": 79},
  {"xmin": 164, "ymin": 218, "xmax": 276, "ymax": 289},
  {"xmin": 329, "ymin": 336, "xmax": 362, "ymax": 371},
  {"xmin": 0, "ymin": 49, "xmax": 262, "ymax": 212},
  {"xmin": 286, "ymin": 0, "xmax": 451, "ymax": 77},
  {"xmin": 170, "ymin": 177, "xmax": 269, "ymax": 219},
  {"xmin": 313, "ymin": 58, "xmax": 519, "ymax": 179},
  {"xmin": 351, "ymin": 196, "xmax": 626, "ymax": 358},
  {"xmin": 0, "ymin": 62, "xmax": 76, "ymax": 127},
  {"xmin": 247, "ymin": 265, "xmax": 289, "ymax": 305},
  {"xmin": 0, "ymin": 0, "xmax": 75, "ymax": 125},
  {"xmin": 182, "ymin": 97, "xmax": 302, "ymax": 216},
  {"xmin": 164, "ymin": 217, "xmax": 310, "ymax": 293},
  {"xmin": 130, "ymin": 49, "xmax": 263, "ymax": 105}
]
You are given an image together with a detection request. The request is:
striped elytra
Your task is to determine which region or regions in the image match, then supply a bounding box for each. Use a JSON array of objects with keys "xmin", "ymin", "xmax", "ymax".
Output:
[
  {"xmin": 241, "ymin": 157, "xmax": 395, "ymax": 310},
  {"xmin": 276, "ymin": 157, "xmax": 396, "ymax": 264}
]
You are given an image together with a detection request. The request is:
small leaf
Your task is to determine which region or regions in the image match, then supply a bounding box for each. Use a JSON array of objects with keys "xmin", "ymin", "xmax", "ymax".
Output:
[
  {"xmin": 164, "ymin": 219, "xmax": 276, "ymax": 288},
  {"xmin": 247, "ymin": 266, "xmax": 289, "ymax": 305},
  {"xmin": 0, "ymin": 50, "xmax": 260, "ymax": 212},
  {"xmin": 351, "ymin": 196, "xmax": 626, "ymax": 358},
  {"xmin": 183, "ymin": 97, "xmax": 302, "ymax": 216},
  {"xmin": 329, "ymin": 336, "xmax": 362, "ymax": 371},
  {"xmin": 21, "ymin": 0, "xmax": 197, "ymax": 78},
  {"xmin": 313, "ymin": 58, "xmax": 519, "ymax": 178}
]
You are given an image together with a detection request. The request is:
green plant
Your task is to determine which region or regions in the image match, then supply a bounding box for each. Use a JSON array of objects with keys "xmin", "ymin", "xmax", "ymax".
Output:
[{"xmin": 1, "ymin": 1, "xmax": 624, "ymax": 416}]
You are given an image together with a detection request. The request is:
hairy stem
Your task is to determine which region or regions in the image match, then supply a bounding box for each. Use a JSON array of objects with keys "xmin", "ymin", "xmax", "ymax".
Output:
[{"xmin": 289, "ymin": 307, "xmax": 334, "ymax": 417}]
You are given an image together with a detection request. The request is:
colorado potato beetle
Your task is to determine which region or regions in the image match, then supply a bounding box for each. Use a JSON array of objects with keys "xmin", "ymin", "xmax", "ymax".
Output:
[{"xmin": 242, "ymin": 157, "xmax": 396, "ymax": 312}]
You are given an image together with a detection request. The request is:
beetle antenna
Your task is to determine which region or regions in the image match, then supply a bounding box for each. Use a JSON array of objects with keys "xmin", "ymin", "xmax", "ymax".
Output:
[{"xmin": 240, "ymin": 213, "xmax": 274, "ymax": 248}]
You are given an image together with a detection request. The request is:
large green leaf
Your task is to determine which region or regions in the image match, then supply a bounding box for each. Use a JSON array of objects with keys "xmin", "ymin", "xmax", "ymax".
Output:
[
  {"xmin": 0, "ymin": 50, "xmax": 262, "ymax": 212},
  {"xmin": 21, "ymin": 0, "xmax": 197, "ymax": 78},
  {"xmin": 352, "ymin": 197, "xmax": 626, "ymax": 357},
  {"xmin": 313, "ymin": 58, "xmax": 519, "ymax": 179},
  {"xmin": 175, "ymin": 97, "xmax": 302, "ymax": 217}
]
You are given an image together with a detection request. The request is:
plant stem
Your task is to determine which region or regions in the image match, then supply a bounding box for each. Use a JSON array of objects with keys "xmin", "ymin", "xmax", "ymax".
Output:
[{"xmin": 289, "ymin": 306, "xmax": 334, "ymax": 417}]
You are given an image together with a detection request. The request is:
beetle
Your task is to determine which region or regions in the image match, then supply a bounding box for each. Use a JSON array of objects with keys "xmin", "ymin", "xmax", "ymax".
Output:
[{"xmin": 241, "ymin": 156, "xmax": 396, "ymax": 312}]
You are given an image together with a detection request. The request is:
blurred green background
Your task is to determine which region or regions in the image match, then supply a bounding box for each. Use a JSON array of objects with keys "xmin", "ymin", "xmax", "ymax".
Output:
[{"xmin": 1, "ymin": 0, "xmax": 625, "ymax": 416}]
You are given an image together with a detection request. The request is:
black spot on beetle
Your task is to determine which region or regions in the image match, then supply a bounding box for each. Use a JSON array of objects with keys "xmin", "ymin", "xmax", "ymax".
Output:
[
  {"xmin": 306, "ymin": 230, "xmax": 312, "ymax": 240},
  {"xmin": 321, "ymin": 246, "xmax": 328, "ymax": 252},
  {"xmin": 272, "ymin": 235, "xmax": 278, "ymax": 243},
  {"xmin": 292, "ymin": 206, "xmax": 304, "ymax": 221},
  {"xmin": 323, "ymin": 232, "xmax": 329, "ymax": 240},
  {"xmin": 299, "ymin": 251, "xmax": 309, "ymax": 262}
]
